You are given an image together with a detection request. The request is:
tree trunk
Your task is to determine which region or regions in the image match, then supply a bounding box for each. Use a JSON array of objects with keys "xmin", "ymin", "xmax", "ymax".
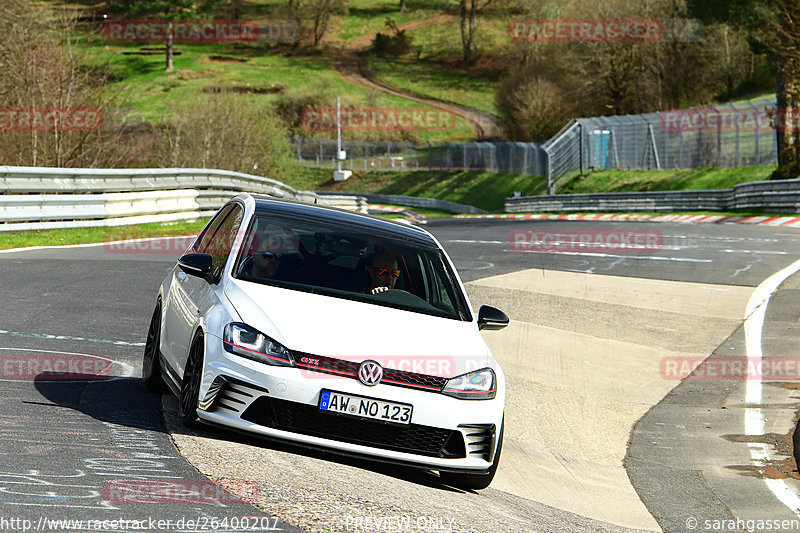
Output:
[
  {"xmin": 166, "ymin": 21, "xmax": 174, "ymax": 72},
  {"xmin": 773, "ymin": 1, "xmax": 800, "ymax": 179},
  {"xmin": 460, "ymin": 0, "xmax": 474, "ymax": 65},
  {"xmin": 400, "ymin": 0, "xmax": 406, "ymax": 12},
  {"xmin": 231, "ymin": 0, "xmax": 242, "ymax": 19}
]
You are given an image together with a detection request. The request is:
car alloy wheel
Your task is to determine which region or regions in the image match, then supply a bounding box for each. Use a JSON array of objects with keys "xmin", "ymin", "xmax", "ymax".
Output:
[
  {"xmin": 179, "ymin": 333, "xmax": 204, "ymax": 428},
  {"xmin": 142, "ymin": 301, "xmax": 164, "ymax": 391}
]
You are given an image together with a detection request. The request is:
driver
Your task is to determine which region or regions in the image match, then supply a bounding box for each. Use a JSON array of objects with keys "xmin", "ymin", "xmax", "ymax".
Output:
[
  {"xmin": 366, "ymin": 251, "xmax": 400, "ymax": 294},
  {"xmin": 240, "ymin": 236, "xmax": 284, "ymax": 280}
]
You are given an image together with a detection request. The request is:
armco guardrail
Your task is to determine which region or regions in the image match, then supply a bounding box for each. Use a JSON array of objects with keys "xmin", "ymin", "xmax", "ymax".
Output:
[
  {"xmin": 505, "ymin": 179, "xmax": 800, "ymax": 214},
  {"xmin": 314, "ymin": 191, "xmax": 487, "ymax": 215},
  {"xmin": 0, "ymin": 166, "xmax": 297, "ymax": 195},
  {"xmin": 0, "ymin": 166, "xmax": 367, "ymax": 232}
]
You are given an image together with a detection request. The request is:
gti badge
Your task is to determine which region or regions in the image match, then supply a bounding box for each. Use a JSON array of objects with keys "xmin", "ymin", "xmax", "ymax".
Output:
[{"xmin": 358, "ymin": 360, "xmax": 383, "ymax": 386}]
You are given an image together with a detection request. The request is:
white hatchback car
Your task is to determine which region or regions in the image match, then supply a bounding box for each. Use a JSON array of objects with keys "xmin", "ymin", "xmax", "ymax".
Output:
[{"xmin": 143, "ymin": 194, "xmax": 508, "ymax": 489}]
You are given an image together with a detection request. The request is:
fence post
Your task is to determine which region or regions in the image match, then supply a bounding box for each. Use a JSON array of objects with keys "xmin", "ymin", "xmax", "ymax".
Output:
[
  {"xmin": 578, "ymin": 122, "xmax": 584, "ymax": 175},
  {"xmin": 446, "ymin": 143, "xmax": 452, "ymax": 170},
  {"xmin": 295, "ymin": 137, "xmax": 302, "ymax": 164},
  {"xmin": 545, "ymin": 147, "xmax": 553, "ymax": 195},
  {"xmin": 363, "ymin": 140, "xmax": 368, "ymax": 170},
  {"xmin": 747, "ymin": 101, "xmax": 760, "ymax": 164},
  {"xmin": 648, "ymin": 124, "xmax": 661, "ymax": 169},
  {"xmin": 610, "ymin": 129, "xmax": 619, "ymax": 169},
  {"xmin": 733, "ymin": 104, "xmax": 741, "ymax": 167},
  {"xmin": 520, "ymin": 143, "xmax": 531, "ymax": 176},
  {"xmin": 712, "ymin": 105, "xmax": 722, "ymax": 167},
  {"xmin": 428, "ymin": 141, "xmax": 433, "ymax": 171},
  {"xmin": 694, "ymin": 108, "xmax": 703, "ymax": 167}
]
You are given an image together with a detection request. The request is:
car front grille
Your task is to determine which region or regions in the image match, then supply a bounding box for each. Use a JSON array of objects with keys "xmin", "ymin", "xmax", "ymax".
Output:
[
  {"xmin": 240, "ymin": 397, "xmax": 466, "ymax": 458},
  {"xmin": 293, "ymin": 353, "xmax": 448, "ymax": 392}
]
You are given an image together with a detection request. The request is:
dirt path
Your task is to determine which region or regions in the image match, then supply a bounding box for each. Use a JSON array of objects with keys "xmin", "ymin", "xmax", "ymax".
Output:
[{"xmin": 329, "ymin": 14, "xmax": 507, "ymax": 141}]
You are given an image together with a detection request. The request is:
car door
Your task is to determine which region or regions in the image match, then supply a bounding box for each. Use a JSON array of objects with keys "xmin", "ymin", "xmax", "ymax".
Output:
[{"xmin": 162, "ymin": 203, "xmax": 237, "ymax": 376}]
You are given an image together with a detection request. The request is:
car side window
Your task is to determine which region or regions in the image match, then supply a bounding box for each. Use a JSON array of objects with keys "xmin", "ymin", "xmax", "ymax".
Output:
[
  {"xmin": 194, "ymin": 204, "xmax": 235, "ymax": 253},
  {"xmin": 208, "ymin": 204, "xmax": 244, "ymax": 281},
  {"xmin": 194, "ymin": 203, "xmax": 244, "ymax": 282}
]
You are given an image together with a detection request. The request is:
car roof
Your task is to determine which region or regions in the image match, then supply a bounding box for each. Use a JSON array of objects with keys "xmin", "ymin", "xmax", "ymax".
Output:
[{"xmin": 250, "ymin": 195, "xmax": 438, "ymax": 247}]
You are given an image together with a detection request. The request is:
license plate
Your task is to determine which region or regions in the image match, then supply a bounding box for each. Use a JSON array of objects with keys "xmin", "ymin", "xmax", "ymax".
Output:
[{"xmin": 319, "ymin": 390, "xmax": 413, "ymax": 425}]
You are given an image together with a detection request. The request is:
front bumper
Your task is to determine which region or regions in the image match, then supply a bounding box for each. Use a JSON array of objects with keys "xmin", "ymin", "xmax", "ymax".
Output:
[{"xmin": 198, "ymin": 337, "xmax": 504, "ymax": 472}]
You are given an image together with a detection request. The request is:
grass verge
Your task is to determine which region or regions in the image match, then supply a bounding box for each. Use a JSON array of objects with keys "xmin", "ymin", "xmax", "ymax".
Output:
[
  {"xmin": 559, "ymin": 165, "xmax": 776, "ymax": 194},
  {"xmin": 0, "ymin": 219, "xmax": 211, "ymax": 251},
  {"xmin": 314, "ymin": 168, "xmax": 546, "ymax": 212}
]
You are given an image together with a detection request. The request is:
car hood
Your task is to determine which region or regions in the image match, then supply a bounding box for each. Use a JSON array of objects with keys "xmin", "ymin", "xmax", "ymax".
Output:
[{"xmin": 225, "ymin": 279, "xmax": 490, "ymax": 378}]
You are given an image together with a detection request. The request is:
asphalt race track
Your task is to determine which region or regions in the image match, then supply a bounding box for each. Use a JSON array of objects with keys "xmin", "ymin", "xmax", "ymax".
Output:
[{"xmin": 2, "ymin": 218, "xmax": 800, "ymax": 532}]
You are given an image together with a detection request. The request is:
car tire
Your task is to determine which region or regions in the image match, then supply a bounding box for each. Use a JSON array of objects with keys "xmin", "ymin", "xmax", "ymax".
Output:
[
  {"xmin": 142, "ymin": 302, "xmax": 164, "ymax": 391},
  {"xmin": 179, "ymin": 333, "xmax": 204, "ymax": 428},
  {"xmin": 440, "ymin": 420, "xmax": 504, "ymax": 491}
]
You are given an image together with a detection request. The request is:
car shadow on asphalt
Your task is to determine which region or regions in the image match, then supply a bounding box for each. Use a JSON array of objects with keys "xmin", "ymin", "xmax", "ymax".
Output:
[{"xmin": 32, "ymin": 375, "xmax": 469, "ymax": 494}]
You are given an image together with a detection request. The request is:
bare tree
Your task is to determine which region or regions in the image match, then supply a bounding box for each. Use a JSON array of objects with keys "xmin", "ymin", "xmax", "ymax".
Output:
[
  {"xmin": 769, "ymin": 0, "xmax": 800, "ymax": 177},
  {"xmin": 155, "ymin": 93, "xmax": 292, "ymax": 179},
  {"xmin": 292, "ymin": 0, "xmax": 346, "ymax": 47},
  {"xmin": 0, "ymin": 1, "xmax": 133, "ymax": 167},
  {"xmin": 109, "ymin": 0, "xmax": 196, "ymax": 72},
  {"xmin": 459, "ymin": 0, "xmax": 495, "ymax": 65}
]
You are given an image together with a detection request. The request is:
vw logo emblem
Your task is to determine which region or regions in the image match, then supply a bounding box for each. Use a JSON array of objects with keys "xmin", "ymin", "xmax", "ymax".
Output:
[{"xmin": 358, "ymin": 360, "xmax": 383, "ymax": 386}]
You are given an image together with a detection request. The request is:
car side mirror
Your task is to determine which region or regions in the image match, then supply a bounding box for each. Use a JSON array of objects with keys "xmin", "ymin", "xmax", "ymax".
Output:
[
  {"xmin": 477, "ymin": 305, "xmax": 509, "ymax": 331},
  {"xmin": 178, "ymin": 253, "xmax": 213, "ymax": 279}
]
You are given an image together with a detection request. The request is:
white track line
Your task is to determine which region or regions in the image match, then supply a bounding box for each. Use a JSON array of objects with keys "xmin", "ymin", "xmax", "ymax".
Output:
[
  {"xmin": 0, "ymin": 235, "xmax": 196, "ymax": 255},
  {"xmin": 0, "ymin": 346, "xmax": 135, "ymax": 381},
  {"xmin": 744, "ymin": 258, "xmax": 800, "ymax": 515}
]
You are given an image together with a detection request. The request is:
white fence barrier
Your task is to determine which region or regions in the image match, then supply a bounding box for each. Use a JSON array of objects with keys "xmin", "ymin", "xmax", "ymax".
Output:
[{"xmin": 0, "ymin": 166, "xmax": 367, "ymax": 232}]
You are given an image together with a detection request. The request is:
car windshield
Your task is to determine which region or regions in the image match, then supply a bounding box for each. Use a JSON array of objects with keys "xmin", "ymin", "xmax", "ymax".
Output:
[{"xmin": 232, "ymin": 214, "xmax": 471, "ymax": 322}]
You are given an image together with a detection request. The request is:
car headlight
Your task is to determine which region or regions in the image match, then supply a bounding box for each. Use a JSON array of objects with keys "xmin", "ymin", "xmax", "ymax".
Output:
[
  {"xmin": 442, "ymin": 368, "xmax": 496, "ymax": 400},
  {"xmin": 223, "ymin": 323, "xmax": 294, "ymax": 367}
]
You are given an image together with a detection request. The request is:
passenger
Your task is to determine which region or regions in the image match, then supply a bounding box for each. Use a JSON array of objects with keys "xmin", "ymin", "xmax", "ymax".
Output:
[{"xmin": 365, "ymin": 251, "xmax": 400, "ymax": 294}]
